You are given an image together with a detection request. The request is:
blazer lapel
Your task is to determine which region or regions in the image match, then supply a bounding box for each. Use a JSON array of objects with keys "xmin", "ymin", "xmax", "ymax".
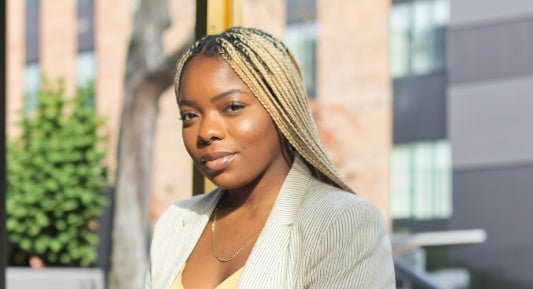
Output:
[
  {"xmin": 237, "ymin": 156, "xmax": 312, "ymax": 288},
  {"xmin": 156, "ymin": 189, "xmax": 224, "ymax": 289}
]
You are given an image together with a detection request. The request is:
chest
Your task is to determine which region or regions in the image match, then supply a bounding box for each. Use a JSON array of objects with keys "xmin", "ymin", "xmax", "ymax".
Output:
[{"xmin": 150, "ymin": 221, "xmax": 314, "ymax": 289}]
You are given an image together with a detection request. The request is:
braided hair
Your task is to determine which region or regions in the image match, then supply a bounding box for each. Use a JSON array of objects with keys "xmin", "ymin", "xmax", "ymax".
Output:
[{"xmin": 174, "ymin": 27, "xmax": 353, "ymax": 193}]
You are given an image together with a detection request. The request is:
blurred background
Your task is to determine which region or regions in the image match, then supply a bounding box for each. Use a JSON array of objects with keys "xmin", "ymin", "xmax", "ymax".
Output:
[{"xmin": 3, "ymin": 0, "xmax": 533, "ymax": 289}]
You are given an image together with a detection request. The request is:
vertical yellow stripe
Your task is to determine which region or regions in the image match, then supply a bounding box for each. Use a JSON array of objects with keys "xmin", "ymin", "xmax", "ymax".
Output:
[{"xmin": 206, "ymin": 0, "xmax": 232, "ymax": 35}]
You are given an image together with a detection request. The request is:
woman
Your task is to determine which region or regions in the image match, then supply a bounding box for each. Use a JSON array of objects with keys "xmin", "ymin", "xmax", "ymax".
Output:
[{"xmin": 146, "ymin": 27, "xmax": 395, "ymax": 289}]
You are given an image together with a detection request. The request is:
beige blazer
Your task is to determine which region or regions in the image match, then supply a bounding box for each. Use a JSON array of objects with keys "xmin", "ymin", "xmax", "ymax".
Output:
[{"xmin": 146, "ymin": 156, "xmax": 396, "ymax": 289}]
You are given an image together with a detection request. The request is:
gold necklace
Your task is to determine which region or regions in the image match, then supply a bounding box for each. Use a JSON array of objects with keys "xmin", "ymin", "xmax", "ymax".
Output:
[{"xmin": 210, "ymin": 205, "xmax": 261, "ymax": 263}]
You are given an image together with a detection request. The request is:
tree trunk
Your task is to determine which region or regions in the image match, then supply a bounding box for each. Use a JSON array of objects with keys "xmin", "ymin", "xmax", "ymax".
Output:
[{"xmin": 108, "ymin": 1, "xmax": 190, "ymax": 288}]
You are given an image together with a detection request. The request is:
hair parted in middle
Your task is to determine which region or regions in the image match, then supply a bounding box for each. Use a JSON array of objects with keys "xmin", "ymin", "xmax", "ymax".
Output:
[{"xmin": 174, "ymin": 27, "xmax": 353, "ymax": 193}]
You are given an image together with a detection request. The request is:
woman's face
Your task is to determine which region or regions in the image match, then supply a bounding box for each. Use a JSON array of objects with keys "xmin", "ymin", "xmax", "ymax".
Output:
[{"xmin": 178, "ymin": 56, "xmax": 290, "ymax": 190}]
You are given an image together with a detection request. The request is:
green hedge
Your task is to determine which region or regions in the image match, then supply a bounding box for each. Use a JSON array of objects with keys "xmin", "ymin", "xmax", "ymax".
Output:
[{"xmin": 7, "ymin": 80, "xmax": 109, "ymax": 267}]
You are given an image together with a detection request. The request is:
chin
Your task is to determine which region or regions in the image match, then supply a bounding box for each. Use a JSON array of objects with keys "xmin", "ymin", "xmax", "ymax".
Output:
[{"xmin": 208, "ymin": 171, "xmax": 251, "ymax": 191}]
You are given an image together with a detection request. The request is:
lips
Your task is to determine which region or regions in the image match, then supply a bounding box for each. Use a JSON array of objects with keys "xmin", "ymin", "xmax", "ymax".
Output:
[{"xmin": 200, "ymin": 152, "xmax": 236, "ymax": 171}]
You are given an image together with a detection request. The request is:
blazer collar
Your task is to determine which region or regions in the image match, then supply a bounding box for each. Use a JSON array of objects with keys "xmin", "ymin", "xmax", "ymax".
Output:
[
  {"xmin": 238, "ymin": 155, "xmax": 312, "ymax": 288},
  {"xmin": 158, "ymin": 189, "xmax": 223, "ymax": 289},
  {"xmin": 266, "ymin": 154, "xmax": 312, "ymax": 226},
  {"xmin": 179, "ymin": 188, "xmax": 223, "ymax": 227}
]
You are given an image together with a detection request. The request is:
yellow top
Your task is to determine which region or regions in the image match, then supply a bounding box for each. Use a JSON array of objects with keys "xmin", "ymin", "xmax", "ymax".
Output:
[{"xmin": 170, "ymin": 266, "xmax": 244, "ymax": 289}]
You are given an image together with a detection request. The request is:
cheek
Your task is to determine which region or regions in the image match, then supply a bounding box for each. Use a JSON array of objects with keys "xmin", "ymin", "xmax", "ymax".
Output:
[
  {"xmin": 233, "ymin": 113, "xmax": 280, "ymax": 150},
  {"xmin": 182, "ymin": 128, "xmax": 198, "ymax": 156},
  {"xmin": 234, "ymin": 118, "xmax": 255, "ymax": 134}
]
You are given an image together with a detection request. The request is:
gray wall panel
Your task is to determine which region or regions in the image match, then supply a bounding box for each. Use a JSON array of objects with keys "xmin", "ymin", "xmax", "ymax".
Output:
[
  {"xmin": 449, "ymin": 75, "xmax": 533, "ymax": 169},
  {"xmin": 450, "ymin": 164, "xmax": 533, "ymax": 288},
  {"xmin": 449, "ymin": 17, "xmax": 533, "ymax": 84},
  {"xmin": 393, "ymin": 72, "xmax": 447, "ymax": 143},
  {"xmin": 447, "ymin": 1, "xmax": 533, "ymax": 288},
  {"xmin": 451, "ymin": 0, "xmax": 533, "ymax": 27}
]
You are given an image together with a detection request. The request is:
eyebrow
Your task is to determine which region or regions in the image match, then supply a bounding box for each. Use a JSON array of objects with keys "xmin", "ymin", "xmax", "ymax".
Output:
[{"xmin": 179, "ymin": 89, "xmax": 248, "ymax": 106}]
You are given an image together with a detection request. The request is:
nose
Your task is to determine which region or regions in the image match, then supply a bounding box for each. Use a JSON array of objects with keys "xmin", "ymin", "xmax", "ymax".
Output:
[{"xmin": 197, "ymin": 111, "xmax": 225, "ymax": 146}]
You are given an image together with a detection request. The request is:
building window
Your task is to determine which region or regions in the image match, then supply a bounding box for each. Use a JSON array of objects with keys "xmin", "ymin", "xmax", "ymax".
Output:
[
  {"xmin": 391, "ymin": 140, "xmax": 451, "ymax": 220},
  {"xmin": 76, "ymin": 0, "xmax": 96, "ymax": 104},
  {"xmin": 285, "ymin": 0, "xmax": 317, "ymax": 98},
  {"xmin": 285, "ymin": 22, "xmax": 318, "ymax": 98},
  {"xmin": 77, "ymin": 0, "xmax": 95, "ymax": 52},
  {"xmin": 77, "ymin": 51, "xmax": 96, "ymax": 86},
  {"xmin": 391, "ymin": 0, "xmax": 449, "ymax": 78},
  {"xmin": 24, "ymin": 63, "xmax": 41, "ymax": 113},
  {"xmin": 25, "ymin": 0, "xmax": 40, "ymax": 63},
  {"xmin": 76, "ymin": 0, "xmax": 96, "ymax": 86},
  {"xmin": 24, "ymin": 0, "xmax": 40, "ymax": 113}
]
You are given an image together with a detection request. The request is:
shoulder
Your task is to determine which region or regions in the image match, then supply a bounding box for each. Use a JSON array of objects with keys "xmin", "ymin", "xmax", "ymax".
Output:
[
  {"xmin": 152, "ymin": 192, "xmax": 212, "ymax": 231},
  {"xmin": 296, "ymin": 178, "xmax": 387, "ymax": 242},
  {"xmin": 297, "ymin": 179, "xmax": 396, "ymax": 288},
  {"xmin": 299, "ymin": 178, "xmax": 385, "ymax": 225}
]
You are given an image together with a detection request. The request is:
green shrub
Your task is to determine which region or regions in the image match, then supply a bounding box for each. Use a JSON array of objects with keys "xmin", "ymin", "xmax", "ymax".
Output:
[{"xmin": 7, "ymin": 80, "xmax": 109, "ymax": 267}]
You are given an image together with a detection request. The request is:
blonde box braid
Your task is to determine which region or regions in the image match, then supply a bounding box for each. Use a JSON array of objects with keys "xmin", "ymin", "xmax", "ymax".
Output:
[{"xmin": 174, "ymin": 27, "xmax": 353, "ymax": 193}]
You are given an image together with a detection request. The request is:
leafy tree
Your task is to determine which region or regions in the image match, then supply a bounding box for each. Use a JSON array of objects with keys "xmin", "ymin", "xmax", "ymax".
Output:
[{"xmin": 7, "ymin": 80, "xmax": 108, "ymax": 267}]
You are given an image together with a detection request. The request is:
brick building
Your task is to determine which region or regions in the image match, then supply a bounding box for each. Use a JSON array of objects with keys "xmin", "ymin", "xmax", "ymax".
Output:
[{"xmin": 6, "ymin": 0, "xmax": 392, "ymax": 224}]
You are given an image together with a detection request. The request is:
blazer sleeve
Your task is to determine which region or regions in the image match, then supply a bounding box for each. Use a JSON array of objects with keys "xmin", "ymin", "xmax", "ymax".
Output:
[{"xmin": 306, "ymin": 200, "xmax": 396, "ymax": 289}]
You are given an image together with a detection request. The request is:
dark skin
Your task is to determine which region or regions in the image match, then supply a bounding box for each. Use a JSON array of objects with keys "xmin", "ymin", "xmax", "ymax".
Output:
[{"xmin": 178, "ymin": 55, "xmax": 292, "ymax": 289}]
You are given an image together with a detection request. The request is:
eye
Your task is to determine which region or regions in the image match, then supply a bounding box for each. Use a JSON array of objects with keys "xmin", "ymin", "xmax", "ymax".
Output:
[
  {"xmin": 179, "ymin": 112, "xmax": 198, "ymax": 121},
  {"xmin": 224, "ymin": 102, "xmax": 245, "ymax": 113}
]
